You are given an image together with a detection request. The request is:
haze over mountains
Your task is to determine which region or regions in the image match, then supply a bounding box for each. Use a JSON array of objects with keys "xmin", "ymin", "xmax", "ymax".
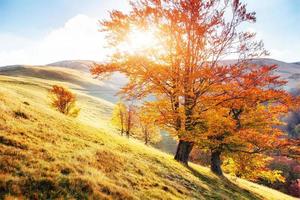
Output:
[
  {"xmin": 47, "ymin": 58, "xmax": 300, "ymax": 92},
  {"xmin": 0, "ymin": 60, "xmax": 127, "ymax": 103},
  {"xmin": 251, "ymin": 59, "xmax": 300, "ymax": 90},
  {"xmin": 1, "ymin": 58, "xmax": 300, "ymax": 100}
]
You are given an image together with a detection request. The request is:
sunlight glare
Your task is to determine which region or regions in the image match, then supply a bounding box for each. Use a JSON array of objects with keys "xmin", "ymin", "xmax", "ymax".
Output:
[{"xmin": 118, "ymin": 27, "xmax": 158, "ymax": 53}]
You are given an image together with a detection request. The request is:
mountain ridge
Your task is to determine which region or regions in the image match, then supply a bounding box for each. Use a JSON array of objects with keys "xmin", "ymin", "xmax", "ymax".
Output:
[{"xmin": 2, "ymin": 57, "xmax": 299, "ymax": 91}]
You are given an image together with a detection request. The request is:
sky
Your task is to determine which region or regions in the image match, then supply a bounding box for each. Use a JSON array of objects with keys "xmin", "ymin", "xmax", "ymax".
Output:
[{"xmin": 0, "ymin": 0, "xmax": 299, "ymax": 66}]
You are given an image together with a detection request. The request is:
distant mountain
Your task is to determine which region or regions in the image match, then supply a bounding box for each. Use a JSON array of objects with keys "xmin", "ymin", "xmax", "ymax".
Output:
[
  {"xmin": 0, "ymin": 65, "xmax": 94, "ymax": 86},
  {"xmin": 221, "ymin": 58, "xmax": 300, "ymax": 90},
  {"xmin": 47, "ymin": 60, "xmax": 96, "ymax": 73},
  {"xmin": 0, "ymin": 62, "xmax": 127, "ymax": 103},
  {"xmin": 49, "ymin": 58, "xmax": 300, "ymax": 90},
  {"xmin": 292, "ymin": 62, "xmax": 300, "ymax": 65},
  {"xmin": 250, "ymin": 58, "xmax": 300, "ymax": 90},
  {"xmin": 1, "ymin": 58, "xmax": 299, "ymax": 102},
  {"xmin": 47, "ymin": 60, "xmax": 128, "ymax": 100}
]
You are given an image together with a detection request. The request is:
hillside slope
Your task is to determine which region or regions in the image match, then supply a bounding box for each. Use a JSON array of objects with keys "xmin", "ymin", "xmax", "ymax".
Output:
[
  {"xmin": 0, "ymin": 65, "xmax": 125, "ymax": 103},
  {"xmin": 0, "ymin": 76, "xmax": 296, "ymax": 199},
  {"xmin": 0, "ymin": 74, "xmax": 114, "ymax": 131},
  {"xmin": 47, "ymin": 60, "xmax": 96, "ymax": 73}
]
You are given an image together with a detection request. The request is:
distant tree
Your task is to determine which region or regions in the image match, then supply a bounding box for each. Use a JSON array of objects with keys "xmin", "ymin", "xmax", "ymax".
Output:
[
  {"xmin": 111, "ymin": 101, "xmax": 137, "ymax": 138},
  {"xmin": 49, "ymin": 85, "xmax": 80, "ymax": 117},
  {"xmin": 111, "ymin": 101, "xmax": 127, "ymax": 135},
  {"xmin": 112, "ymin": 102, "xmax": 161, "ymax": 143},
  {"xmin": 286, "ymin": 87, "xmax": 300, "ymax": 138},
  {"xmin": 125, "ymin": 104, "xmax": 136, "ymax": 138},
  {"xmin": 135, "ymin": 105, "xmax": 161, "ymax": 145},
  {"xmin": 222, "ymin": 153, "xmax": 285, "ymax": 183},
  {"xmin": 268, "ymin": 156, "xmax": 300, "ymax": 197},
  {"xmin": 280, "ymin": 138, "xmax": 300, "ymax": 162}
]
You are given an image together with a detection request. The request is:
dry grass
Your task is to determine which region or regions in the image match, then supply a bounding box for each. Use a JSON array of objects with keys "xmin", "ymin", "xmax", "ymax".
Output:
[
  {"xmin": 0, "ymin": 75, "xmax": 296, "ymax": 200},
  {"xmin": 0, "ymin": 75, "xmax": 114, "ymax": 130},
  {"xmin": 0, "ymin": 65, "xmax": 103, "ymax": 88}
]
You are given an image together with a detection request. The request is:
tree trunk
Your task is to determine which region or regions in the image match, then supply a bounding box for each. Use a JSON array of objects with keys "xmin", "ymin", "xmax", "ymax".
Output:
[
  {"xmin": 120, "ymin": 109, "xmax": 124, "ymax": 136},
  {"xmin": 144, "ymin": 128, "xmax": 148, "ymax": 145},
  {"xmin": 210, "ymin": 149, "xmax": 223, "ymax": 176},
  {"xmin": 174, "ymin": 140, "xmax": 194, "ymax": 165},
  {"xmin": 121, "ymin": 127, "xmax": 124, "ymax": 136},
  {"xmin": 174, "ymin": 85, "xmax": 195, "ymax": 165},
  {"xmin": 126, "ymin": 105, "xmax": 133, "ymax": 139}
]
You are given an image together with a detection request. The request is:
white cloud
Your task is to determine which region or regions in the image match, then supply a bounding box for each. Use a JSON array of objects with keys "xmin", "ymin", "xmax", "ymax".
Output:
[
  {"xmin": 0, "ymin": 14, "xmax": 108, "ymax": 66},
  {"xmin": 1, "ymin": 11, "xmax": 299, "ymax": 66}
]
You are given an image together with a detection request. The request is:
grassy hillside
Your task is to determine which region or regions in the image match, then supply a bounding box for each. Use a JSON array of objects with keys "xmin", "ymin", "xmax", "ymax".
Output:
[
  {"xmin": 0, "ymin": 65, "xmax": 125, "ymax": 103},
  {"xmin": 0, "ymin": 74, "xmax": 114, "ymax": 131},
  {"xmin": 0, "ymin": 75, "xmax": 296, "ymax": 200}
]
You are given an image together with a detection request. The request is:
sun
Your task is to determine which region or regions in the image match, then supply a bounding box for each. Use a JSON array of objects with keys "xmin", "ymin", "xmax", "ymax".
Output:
[
  {"xmin": 118, "ymin": 27, "xmax": 158, "ymax": 53},
  {"xmin": 127, "ymin": 28, "xmax": 157, "ymax": 49}
]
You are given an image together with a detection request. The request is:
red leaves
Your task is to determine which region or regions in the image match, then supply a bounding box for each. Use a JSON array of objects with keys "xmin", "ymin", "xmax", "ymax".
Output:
[
  {"xmin": 93, "ymin": 0, "xmax": 297, "ymax": 169},
  {"xmin": 49, "ymin": 85, "xmax": 80, "ymax": 117}
]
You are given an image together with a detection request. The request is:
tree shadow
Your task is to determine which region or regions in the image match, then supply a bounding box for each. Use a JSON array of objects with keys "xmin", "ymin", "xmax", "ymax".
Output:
[{"xmin": 187, "ymin": 165, "xmax": 265, "ymax": 200}]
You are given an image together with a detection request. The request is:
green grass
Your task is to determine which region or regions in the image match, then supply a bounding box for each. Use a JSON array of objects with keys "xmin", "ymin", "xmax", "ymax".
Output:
[{"xmin": 0, "ymin": 75, "xmax": 296, "ymax": 200}]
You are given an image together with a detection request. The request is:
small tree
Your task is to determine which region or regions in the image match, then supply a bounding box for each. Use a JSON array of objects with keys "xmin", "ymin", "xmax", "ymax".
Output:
[
  {"xmin": 111, "ymin": 101, "xmax": 136, "ymax": 138},
  {"xmin": 111, "ymin": 101, "xmax": 127, "ymax": 135},
  {"xmin": 222, "ymin": 153, "xmax": 285, "ymax": 184},
  {"xmin": 136, "ymin": 105, "xmax": 161, "ymax": 145},
  {"xmin": 125, "ymin": 104, "xmax": 136, "ymax": 138},
  {"xmin": 49, "ymin": 85, "xmax": 80, "ymax": 117}
]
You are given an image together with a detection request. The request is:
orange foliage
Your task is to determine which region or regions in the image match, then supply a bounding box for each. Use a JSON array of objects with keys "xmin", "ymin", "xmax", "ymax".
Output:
[
  {"xmin": 91, "ymin": 0, "xmax": 297, "ymax": 173},
  {"xmin": 111, "ymin": 101, "xmax": 161, "ymax": 144},
  {"xmin": 48, "ymin": 85, "xmax": 80, "ymax": 117},
  {"xmin": 222, "ymin": 153, "xmax": 285, "ymax": 183},
  {"xmin": 111, "ymin": 101, "xmax": 137, "ymax": 138},
  {"xmin": 111, "ymin": 101, "xmax": 127, "ymax": 136},
  {"xmin": 135, "ymin": 105, "xmax": 161, "ymax": 145}
]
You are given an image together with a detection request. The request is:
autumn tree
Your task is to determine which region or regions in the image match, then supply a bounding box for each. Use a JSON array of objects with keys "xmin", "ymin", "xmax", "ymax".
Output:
[
  {"xmin": 280, "ymin": 93, "xmax": 300, "ymax": 162},
  {"xmin": 49, "ymin": 85, "xmax": 80, "ymax": 117},
  {"xmin": 196, "ymin": 103, "xmax": 290, "ymax": 175},
  {"xmin": 193, "ymin": 63, "xmax": 295, "ymax": 175},
  {"xmin": 112, "ymin": 102, "xmax": 161, "ymax": 143},
  {"xmin": 111, "ymin": 100, "xmax": 127, "ymax": 135},
  {"xmin": 111, "ymin": 101, "xmax": 137, "ymax": 138},
  {"xmin": 196, "ymin": 66, "xmax": 294, "ymax": 175},
  {"xmin": 125, "ymin": 104, "xmax": 136, "ymax": 138},
  {"xmin": 135, "ymin": 105, "xmax": 161, "ymax": 145},
  {"xmin": 91, "ymin": 0, "xmax": 275, "ymax": 165},
  {"xmin": 222, "ymin": 153, "xmax": 285, "ymax": 183},
  {"xmin": 279, "ymin": 138, "xmax": 300, "ymax": 162}
]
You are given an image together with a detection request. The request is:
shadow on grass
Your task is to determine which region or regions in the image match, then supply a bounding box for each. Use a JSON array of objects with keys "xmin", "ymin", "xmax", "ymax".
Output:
[{"xmin": 187, "ymin": 165, "xmax": 264, "ymax": 200}]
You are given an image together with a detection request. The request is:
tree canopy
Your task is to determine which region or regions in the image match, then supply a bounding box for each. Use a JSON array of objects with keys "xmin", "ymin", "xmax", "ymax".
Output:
[{"xmin": 92, "ymin": 0, "xmax": 296, "ymax": 175}]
